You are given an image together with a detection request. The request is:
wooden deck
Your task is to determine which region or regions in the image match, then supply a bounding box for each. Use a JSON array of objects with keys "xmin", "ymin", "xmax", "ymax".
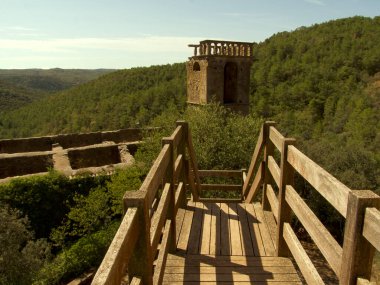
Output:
[{"xmin": 163, "ymin": 202, "xmax": 302, "ymax": 284}]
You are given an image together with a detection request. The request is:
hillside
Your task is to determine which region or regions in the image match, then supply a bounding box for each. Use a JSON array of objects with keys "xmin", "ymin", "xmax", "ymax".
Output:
[
  {"xmin": 0, "ymin": 16, "xmax": 378, "ymax": 190},
  {"xmin": 0, "ymin": 69, "xmax": 114, "ymax": 111}
]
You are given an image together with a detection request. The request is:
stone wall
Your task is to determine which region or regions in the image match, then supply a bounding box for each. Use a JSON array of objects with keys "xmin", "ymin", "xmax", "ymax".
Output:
[
  {"xmin": 0, "ymin": 128, "xmax": 150, "ymax": 181},
  {"xmin": 0, "ymin": 128, "xmax": 144, "ymax": 154}
]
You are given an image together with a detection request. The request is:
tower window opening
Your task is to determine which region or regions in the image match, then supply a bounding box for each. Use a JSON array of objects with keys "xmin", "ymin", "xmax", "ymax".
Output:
[{"xmin": 193, "ymin": 62, "xmax": 201, "ymax": 71}]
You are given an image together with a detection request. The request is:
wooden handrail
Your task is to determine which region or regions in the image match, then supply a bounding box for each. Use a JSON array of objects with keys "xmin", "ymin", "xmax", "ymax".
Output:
[
  {"xmin": 244, "ymin": 122, "xmax": 380, "ymax": 284},
  {"xmin": 94, "ymin": 121, "xmax": 380, "ymax": 285}
]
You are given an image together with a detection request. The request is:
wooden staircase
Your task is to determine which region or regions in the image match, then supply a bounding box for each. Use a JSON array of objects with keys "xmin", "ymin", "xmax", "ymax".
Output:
[{"xmin": 91, "ymin": 121, "xmax": 380, "ymax": 285}]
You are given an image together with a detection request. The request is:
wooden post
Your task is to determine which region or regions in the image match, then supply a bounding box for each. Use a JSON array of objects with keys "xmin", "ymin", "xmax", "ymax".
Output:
[
  {"xmin": 176, "ymin": 120, "xmax": 201, "ymax": 201},
  {"xmin": 176, "ymin": 121, "xmax": 187, "ymax": 209},
  {"xmin": 241, "ymin": 168, "xmax": 246, "ymax": 200},
  {"xmin": 123, "ymin": 191, "xmax": 153, "ymax": 285},
  {"xmin": 261, "ymin": 121, "xmax": 276, "ymax": 211},
  {"xmin": 161, "ymin": 137, "xmax": 176, "ymax": 253},
  {"xmin": 275, "ymin": 138, "xmax": 296, "ymax": 257},
  {"xmin": 340, "ymin": 190, "xmax": 380, "ymax": 285}
]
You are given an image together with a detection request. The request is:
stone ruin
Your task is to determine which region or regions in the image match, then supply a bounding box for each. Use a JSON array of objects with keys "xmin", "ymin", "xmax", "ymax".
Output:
[{"xmin": 0, "ymin": 128, "xmax": 150, "ymax": 182}]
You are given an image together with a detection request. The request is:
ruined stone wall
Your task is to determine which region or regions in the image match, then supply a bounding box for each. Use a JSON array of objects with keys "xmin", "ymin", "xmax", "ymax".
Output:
[
  {"xmin": 0, "ymin": 128, "xmax": 144, "ymax": 154},
  {"xmin": 0, "ymin": 128, "xmax": 149, "ymax": 181},
  {"xmin": 186, "ymin": 59, "xmax": 208, "ymax": 104}
]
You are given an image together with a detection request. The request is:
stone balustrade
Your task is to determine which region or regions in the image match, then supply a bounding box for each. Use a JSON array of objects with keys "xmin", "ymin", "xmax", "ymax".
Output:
[{"xmin": 188, "ymin": 40, "xmax": 253, "ymax": 57}]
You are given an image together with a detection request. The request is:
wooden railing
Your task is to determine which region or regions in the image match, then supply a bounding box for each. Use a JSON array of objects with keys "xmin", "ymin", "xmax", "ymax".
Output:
[
  {"xmin": 93, "ymin": 120, "xmax": 379, "ymax": 285},
  {"xmin": 92, "ymin": 121, "xmax": 244, "ymax": 284},
  {"xmin": 243, "ymin": 121, "xmax": 380, "ymax": 285}
]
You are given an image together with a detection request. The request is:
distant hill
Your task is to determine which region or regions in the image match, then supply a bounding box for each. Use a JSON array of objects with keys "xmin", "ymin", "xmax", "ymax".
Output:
[
  {"xmin": 0, "ymin": 69, "xmax": 115, "ymax": 111},
  {"xmin": 0, "ymin": 64, "xmax": 186, "ymax": 137}
]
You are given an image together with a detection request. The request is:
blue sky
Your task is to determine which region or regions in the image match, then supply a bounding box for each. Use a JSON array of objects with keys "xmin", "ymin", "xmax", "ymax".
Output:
[{"xmin": 0, "ymin": 0, "xmax": 379, "ymax": 69}]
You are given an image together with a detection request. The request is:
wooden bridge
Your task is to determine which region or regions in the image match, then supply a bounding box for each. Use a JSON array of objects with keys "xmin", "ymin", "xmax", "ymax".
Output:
[{"xmin": 92, "ymin": 121, "xmax": 380, "ymax": 285}]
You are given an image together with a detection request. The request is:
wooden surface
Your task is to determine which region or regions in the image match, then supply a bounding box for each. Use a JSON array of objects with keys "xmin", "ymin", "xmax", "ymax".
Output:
[
  {"xmin": 164, "ymin": 201, "xmax": 301, "ymax": 284},
  {"xmin": 363, "ymin": 207, "xmax": 380, "ymax": 252}
]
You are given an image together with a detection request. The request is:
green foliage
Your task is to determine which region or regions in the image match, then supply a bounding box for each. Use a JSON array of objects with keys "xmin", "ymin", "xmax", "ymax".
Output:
[
  {"xmin": 0, "ymin": 205, "xmax": 51, "ymax": 285},
  {"xmin": 0, "ymin": 64, "xmax": 186, "ymax": 138},
  {"xmin": 0, "ymin": 69, "xmax": 113, "ymax": 112},
  {"xmin": 0, "ymin": 171, "xmax": 110, "ymax": 238},
  {"xmin": 35, "ymin": 221, "xmax": 119, "ymax": 285}
]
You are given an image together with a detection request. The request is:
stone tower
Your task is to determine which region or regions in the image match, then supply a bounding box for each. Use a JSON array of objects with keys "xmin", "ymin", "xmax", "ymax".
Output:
[{"xmin": 186, "ymin": 40, "xmax": 253, "ymax": 114}]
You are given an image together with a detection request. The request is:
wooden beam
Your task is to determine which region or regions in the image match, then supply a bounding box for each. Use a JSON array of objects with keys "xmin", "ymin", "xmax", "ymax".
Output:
[
  {"xmin": 241, "ymin": 124, "xmax": 265, "ymax": 195},
  {"xmin": 287, "ymin": 145, "xmax": 350, "ymax": 217},
  {"xmin": 198, "ymin": 197, "xmax": 242, "ymax": 203},
  {"xmin": 92, "ymin": 208, "xmax": 139, "ymax": 285},
  {"xmin": 340, "ymin": 190, "xmax": 380, "ymax": 285},
  {"xmin": 200, "ymin": 184, "xmax": 241, "ymax": 192},
  {"xmin": 267, "ymin": 155, "xmax": 280, "ymax": 188},
  {"xmin": 285, "ymin": 185, "xmax": 342, "ymax": 276},
  {"xmin": 153, "ymin": 220, "xmax": 171, "ymax": 285},
  {"xmin": 173, "ymin": 154, "xmax": 183, "ymax": 182},
  {"xmin": 150, "ymin": 183, "xmax": 171, "ymax": 253},
  {"xmin": 138, "ymin": 144, "xmax": 171, "ymax": 206},
  {"xmin": 245, "ymin": 162, "xmax": 264, "ymax": 203},
  {"xmin": 266, "ymin": 184, "xmax": 278, "ymax": 222},
  {"xmin": 124, "ymin": 191, "xmax": 153, "ymax": 285},
  {"xmin": 362, "ymin": 207, "xmax": 380, "ymax": 252},
  {"xmin": 283, "ymin": 223, "xmax": 324, "ymax": 285},
  {"xmin": 262, "ymin": 122, "xmax": 276, "ymax": 211},
  {"xmin": 269, "ymin": 126, "xmax": 285, "ymax": 153},
  {"xmin": 198, "ymin": 169, "xmax": 242, "ymax": 178},
  {"xmin": 174, "ymin": 182, "xmax": 185, "ymax": 215}
]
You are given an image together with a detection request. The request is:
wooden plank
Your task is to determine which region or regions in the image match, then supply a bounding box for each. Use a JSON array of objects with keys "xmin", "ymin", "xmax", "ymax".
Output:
[
  {"xmin": 229, "ymin": 203, "xmax": 243, "ymax": 255},
  {"xmin": 198, "ymin": 169, "xmax": 242, "ymax": 177},
  {"xmin": 245, "ymin": 203, "xmax": 265, "ymax": 256},
  {"xmin": 267, "ymin": 155, "xmax": 280, "ymax": 188},
  {"xmin": 174, "ymin": 182, "xmax": 185, "ymax": 216},
  {"xmin": 130, "ymin": 276, "xmax": 142, "ymax": 285},
  {"xmin": 266, "ymin": 184, "xmax": 278, "ymax": 222},
  {"xmin": 167, "ymin": 255, "xmax": 294, "ymax": 262},
  {"xmin": 283, "ymin": 223, "xmax": 324, "ymax": 285},
  {"xmin": 176, "ymin": 201, "xmax": 195, "ymax": 251},
  {"xmin": 92, "ymin": 208, "xmax": 139, "ymax": 285},
  {"xmin": 209, "ymin": 203, "xmax": 221, "ymax": 255},
  {"xmin": 253, "ymin": 202, "xmax": 275, "ymax": 256},
  {"xmin": 162, "ymin": 280, "xmax": 302, "ymax": 285},
  {"xmin": 173, "ymin": 154, "xmax": 183, "ymax": 182},
  {"xmin": 242, "ymin": 124, "xmax": 264, "ymax": 195},
  {"xmin": 188, "ymin": 202, "xmax": 204, "ymax": 254},
  {"xmin": 201, "ymin": 184, "xmax": 241, "ymax": 192},
  {"xmin": 200, "ymin": 203, "xmax": 212, "ymax": 254},
  {"xmin": 220, "ymin": 203, "xmax": 230, "ymax": 255},
  {"xmin": 153, "ymin": 220, "xmax": 171, "ymax": 285},
  {"xmin": 287, "ymin": 145, "xmax": 350, "ymax": 217},
  {"xmin": 363, "ymin": 207, "xmax": 380, "ymax": 252},
  {"xmin": 245, "ymin": 162, "xmax": 264, "ymax": 202},
  {"xmin": 175, "ymin": 207, "xmax": 185, "ymax": 244},
  {"xmin": 164, "ymin": 266, "xmax": 297, "ymax": 274},
  {"xmin": 236, "ymin": 203, "xmax": 254, "ymax": 256},
  {"xmin": 285, "ymin": 185, "xmax": 342, "ymax": 276},
  {"xmin": 150, "ymin": 183, "xmax": 171, "ymax": 253},
  {"xmin": 138, "ymin": 144, "xmax": 170, "ymax": 206},
  {"xmin": 163, "ymin": 273, "xmax": 301, "ymax": 282},
  {"xmin": 198, "ymin": 197, "xmax": 242, "ymax": 203},
  {"xmin": 269, "ymin": 126, "xmax": 285, "ymax": 152},
  {"xmin": 263, "ymin": 210, "xmax": 277, "ymax": 248}
]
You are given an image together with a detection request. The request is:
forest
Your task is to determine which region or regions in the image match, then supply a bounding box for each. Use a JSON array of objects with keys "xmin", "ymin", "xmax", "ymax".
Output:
[
  {"xmin": 0, "ymin": 16, "xmax": 379, "ymax": 284},
  {"xmin": 0, "ymin": 69, "xmax": 113, "ymax": 111}
]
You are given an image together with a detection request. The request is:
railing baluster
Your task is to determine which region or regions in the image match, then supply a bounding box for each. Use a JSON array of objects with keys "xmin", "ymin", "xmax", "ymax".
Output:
[
  {"xmin": 124, "ymin": 192, "xmax": 153, "ymax": 285},
  {"xmin": 276, "ymin": 138, "xmax": 296, "ymax": 256},
  {"xmin": 340, "ymin": 190, "xmax": 380, "ymax": 285},
  {"xmin": 262, "ymin": 121, "xmax": 276, "ymax": 211}
]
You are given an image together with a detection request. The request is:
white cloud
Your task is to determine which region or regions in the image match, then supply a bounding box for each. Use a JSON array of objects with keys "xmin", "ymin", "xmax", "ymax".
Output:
[
  {"xmin": 0, "ymin": 36, "xmax": 202, "ymax": 54},
  {"xmin": 304, "ymin": 0, "xmax": 325, "ymax": 6}
]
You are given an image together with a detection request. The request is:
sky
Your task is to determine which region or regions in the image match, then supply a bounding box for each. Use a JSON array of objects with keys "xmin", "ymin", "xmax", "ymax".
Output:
[{"xmin": 0, "ymin": 0, "xmax": 379, "ymax": 69}]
